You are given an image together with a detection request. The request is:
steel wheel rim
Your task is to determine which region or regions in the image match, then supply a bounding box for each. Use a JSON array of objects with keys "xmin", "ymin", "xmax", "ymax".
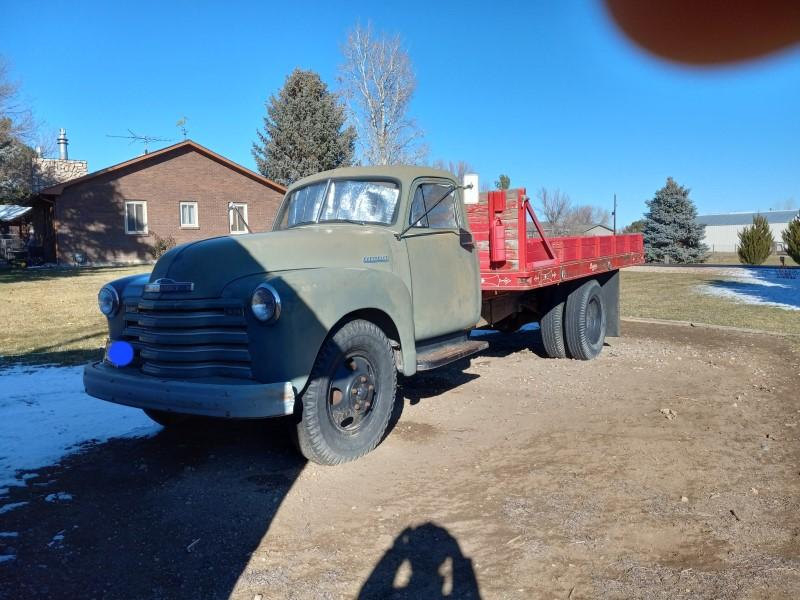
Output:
[
  {"xmin": 586, "ymin": 296, "xmax": 602, "ymax": 346},
  {"xmin": 327, "ymin": 353, "xmax": 377, "ymax": 433}
]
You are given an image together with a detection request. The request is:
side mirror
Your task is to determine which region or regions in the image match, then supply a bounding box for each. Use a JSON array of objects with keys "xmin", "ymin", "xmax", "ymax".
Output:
[
  {"xmin": 463, "ymin": 174, "xmax": 479, "ymax": 205},
  {"xmin": 459, "ymin": 229, "xmax": 475, "ymax": 249}
]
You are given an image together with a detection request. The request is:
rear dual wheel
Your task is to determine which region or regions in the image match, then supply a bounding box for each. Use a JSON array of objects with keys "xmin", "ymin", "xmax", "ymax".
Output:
[{"xmin": 540, "ymin": 279, "xmax": 607, "ymax": 360}]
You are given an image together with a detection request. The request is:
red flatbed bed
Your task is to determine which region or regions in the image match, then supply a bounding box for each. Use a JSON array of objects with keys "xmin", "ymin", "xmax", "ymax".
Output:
[{"xmin": 466, "ymin": 188, "xmax": 644, "ymax": 294}]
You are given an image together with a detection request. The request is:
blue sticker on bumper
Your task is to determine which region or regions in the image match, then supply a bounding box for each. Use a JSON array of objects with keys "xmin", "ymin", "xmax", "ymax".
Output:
[{"xmin": 107, "ymin": 340, "xmax": 134, "ymax": 367}]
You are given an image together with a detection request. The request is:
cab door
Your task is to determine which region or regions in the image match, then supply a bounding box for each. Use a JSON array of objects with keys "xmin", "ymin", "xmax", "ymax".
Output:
[{"xmin": 403, "ymin": 179, "xmax": 481, "ymax": 340}]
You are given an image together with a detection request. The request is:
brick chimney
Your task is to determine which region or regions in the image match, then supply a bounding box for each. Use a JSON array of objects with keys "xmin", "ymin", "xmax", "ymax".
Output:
[{"xmin": 32, "ymin": 128, "xmax": 89, "ymax": 192}]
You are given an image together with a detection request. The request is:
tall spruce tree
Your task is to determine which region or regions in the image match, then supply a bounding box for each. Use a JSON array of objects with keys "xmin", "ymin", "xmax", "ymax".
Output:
[
  {"xmin": 781, "ymin": 215, "xmax": 800, "ymax": 265},
  {"xmin": 643, "ymin": 177, "xmax": 708, "ymax": 263},
  {"xmin": 737, "ymin": 214, "xmax": 774, "ymax": 265},
  {"xmin": 252, "ymin": 69, "xmax": 355, "ymax": 186}
]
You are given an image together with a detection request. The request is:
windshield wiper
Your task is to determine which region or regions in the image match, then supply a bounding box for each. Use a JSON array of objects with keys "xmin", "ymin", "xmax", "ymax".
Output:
[{"xmin": 326, "ymin": 218, "xmax": 367, "ymax": 226}]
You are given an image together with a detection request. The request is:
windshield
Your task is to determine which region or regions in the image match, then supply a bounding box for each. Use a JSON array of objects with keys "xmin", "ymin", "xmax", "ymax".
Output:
[{"xmin": 277, "ymin": 179, "xmax": 399, "ymax": 229}]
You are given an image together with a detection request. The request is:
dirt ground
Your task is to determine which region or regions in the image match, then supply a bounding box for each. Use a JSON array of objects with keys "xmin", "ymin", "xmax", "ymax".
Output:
[{"xmin": 2, "ymin": 321, "xmax": 799, "ymax": 599}]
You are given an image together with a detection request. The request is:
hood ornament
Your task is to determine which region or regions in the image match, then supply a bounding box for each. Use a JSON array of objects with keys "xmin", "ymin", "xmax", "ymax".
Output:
[{"xmin": 144, "ymin": 278, "xmax": 195, "ymax": 293}]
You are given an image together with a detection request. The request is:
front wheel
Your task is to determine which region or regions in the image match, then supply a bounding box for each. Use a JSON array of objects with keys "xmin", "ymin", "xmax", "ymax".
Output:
[
  {"xmin": 294, "ymin": 319, "xmax": 397, "ymax": 465},
  {"xmin": 564, "ymin": 279, "xmax": 607, "ymax": 360}
]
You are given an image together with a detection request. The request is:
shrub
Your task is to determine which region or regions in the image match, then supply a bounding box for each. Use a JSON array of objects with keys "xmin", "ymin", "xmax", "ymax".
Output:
[
  {"xmin": 737, "ymin": 214, "xmax": 773, "ymax": 265},
  {"xmin": 782, "ymin": 216, "xmax": 800, "ymax": 265},
  {"xmin": 150, "ymin": 232, "xmax": 177, "ymax": 260}
]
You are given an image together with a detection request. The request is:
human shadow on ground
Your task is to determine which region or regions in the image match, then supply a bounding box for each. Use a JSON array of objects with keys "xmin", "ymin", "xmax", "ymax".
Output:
[{"xmin": 358, "ymin": 522, "xmax": 481, "ymax": 599}]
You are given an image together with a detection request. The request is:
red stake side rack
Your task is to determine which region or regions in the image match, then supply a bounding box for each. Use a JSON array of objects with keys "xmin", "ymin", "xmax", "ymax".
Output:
[{"xmin": 466, "ymin": 188, "xmax": 644, "ymax": 293}]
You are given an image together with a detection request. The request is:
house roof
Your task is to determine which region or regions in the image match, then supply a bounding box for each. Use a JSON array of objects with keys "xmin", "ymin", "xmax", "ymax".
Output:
[
  {"xmin": 0, "ymin": 205, "xmax": 33, "ymax": 222},
  {"xmin": 584, "ymin": 223, "xmax": 614, "ymax": 233},
  {"xmin": 39, "ymin": 140, "xmax": 286, "ymax": 196},
  {"xmin": 697, "ymin": 210, "xmax": 799, "ymax": 226}
]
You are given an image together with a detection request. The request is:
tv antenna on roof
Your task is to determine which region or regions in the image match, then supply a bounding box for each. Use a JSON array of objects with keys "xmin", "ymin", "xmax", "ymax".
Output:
[{"xmin": 106, "ymin": 129, "xmax": 174, "ymax": 154}]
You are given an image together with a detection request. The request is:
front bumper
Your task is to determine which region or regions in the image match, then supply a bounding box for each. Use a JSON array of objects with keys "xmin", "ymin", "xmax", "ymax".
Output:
[{"xmin": 83, "ymin": 362, "xmax": 296, "ymax": 418}]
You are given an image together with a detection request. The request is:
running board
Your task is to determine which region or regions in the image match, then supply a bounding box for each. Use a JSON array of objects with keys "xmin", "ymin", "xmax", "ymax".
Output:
[{"xmin": 416, "ymin": 338, "xmax": 489, "ymax": 371}]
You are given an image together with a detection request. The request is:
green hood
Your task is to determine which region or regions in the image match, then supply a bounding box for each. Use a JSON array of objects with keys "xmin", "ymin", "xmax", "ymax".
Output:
[{"xmin": 149, "ymin": 226, "xmax": 397, "ymax": 298}]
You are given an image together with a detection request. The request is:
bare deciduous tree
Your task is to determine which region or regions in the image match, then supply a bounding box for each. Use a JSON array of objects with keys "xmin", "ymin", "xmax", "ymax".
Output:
[
  {"xmin": 339, "ymin": 23, "xmax": 426, "ymax": 165},
  {"xmin": 536, "ymin": 187, "xmax": 610, "ymax": 235},
  {"xmin": 564, "ymin": 205, "xmax": 610, "ymax": 233},
  {"xmin": 536, "ymin": 188, "xmax": 572, "ymax": 235},
  {"xmin": 431, "ymin": 159, "xmax": 474, "ymax": 183},
  {"xmin": 0, "ymin": 56, "xmax": 36, "ymax": 143}
]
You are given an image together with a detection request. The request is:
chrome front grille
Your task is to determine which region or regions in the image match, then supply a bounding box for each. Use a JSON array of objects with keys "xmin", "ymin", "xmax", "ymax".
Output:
[{"xmin": 122, "ymin": 298, "xmax": 252, "ymax": 379}]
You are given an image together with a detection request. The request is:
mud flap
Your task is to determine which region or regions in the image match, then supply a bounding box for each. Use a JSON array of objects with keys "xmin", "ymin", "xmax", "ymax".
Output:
[{"xmin": 598, "ymin": 270, "xmax": 620, "ymax": 337}]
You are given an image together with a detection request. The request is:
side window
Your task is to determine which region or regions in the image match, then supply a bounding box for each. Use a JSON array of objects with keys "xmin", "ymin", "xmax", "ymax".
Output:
[
  {"xmin": 125, "ymin": 201, "xmax": 148, "ymax": 234},
  {"xmin": 229, "ymin": 203, "xmax": 248, "ymax": 234},
  {"xmin": 409, "ymin": 183, "xmax": 459, "ymax": 229}
]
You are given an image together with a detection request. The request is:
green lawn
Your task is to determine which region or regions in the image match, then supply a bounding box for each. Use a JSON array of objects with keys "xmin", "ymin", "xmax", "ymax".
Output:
[
  {"xmin": 620, "ymin": 270, "xmax": 800, "ymax": 335},
  {"xmin": 0, "ymin": 266, "xmax": 147, "ymax": 366},
  {"xmin": 704, "ymin": 252, "xmax": 797, "ymax": 266}
]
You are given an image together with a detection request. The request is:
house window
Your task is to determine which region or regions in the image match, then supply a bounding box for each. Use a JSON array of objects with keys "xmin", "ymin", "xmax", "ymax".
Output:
[
  {"xmin": 125, "ymin": 201, "xmax": 148, "ymax": 234},
  {"xmin": 229, "ymin": 203, "xmax": 248, "ymax": 234},
  {"xmin": 180, "ymin": 201, "xmax": 199, "ymax": 228}
]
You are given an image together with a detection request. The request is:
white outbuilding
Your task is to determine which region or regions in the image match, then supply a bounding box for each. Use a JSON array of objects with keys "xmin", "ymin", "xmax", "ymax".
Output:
[{"xmin": 696, "ymin": 210, "xmax": 799, "ymax": 253}]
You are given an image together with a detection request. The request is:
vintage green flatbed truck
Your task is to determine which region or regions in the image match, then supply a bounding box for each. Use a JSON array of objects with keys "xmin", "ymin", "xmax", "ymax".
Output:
[{"xmin": 84, "ymin": 166, "xmax": 644, "ymax": 464}]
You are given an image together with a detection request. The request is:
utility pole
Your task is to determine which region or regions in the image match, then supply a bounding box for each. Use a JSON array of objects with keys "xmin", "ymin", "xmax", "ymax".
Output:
[{"xmin": 612, "ymin": 193, "xmax": 617, "ymax": 234}]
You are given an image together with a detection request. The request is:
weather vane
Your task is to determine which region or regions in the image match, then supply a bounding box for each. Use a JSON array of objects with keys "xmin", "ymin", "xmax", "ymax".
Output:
[{"xmin": 106, "ymin": 129, "xmax": 174, "ymax": 154}]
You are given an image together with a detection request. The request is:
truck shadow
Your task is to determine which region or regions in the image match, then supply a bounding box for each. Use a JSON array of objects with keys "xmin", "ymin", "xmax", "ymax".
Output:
[
  {"xmin": 2, "ymin": 418, "xmax": 484, "ymax": 599},
  {"xmin": 0, "ymin": 418, "xmax": 305, "ymax": 599}
]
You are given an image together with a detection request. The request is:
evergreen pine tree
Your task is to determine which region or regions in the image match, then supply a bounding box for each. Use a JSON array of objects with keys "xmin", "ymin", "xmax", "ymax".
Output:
[
  {"xmin": 781, "ymin": 215, "xmax": 800, "ymax": 265},
  {"xmin": 252, "ymin": 69, "xmax": 356, "ymax": 186},
  {"xmin": 642, "ymin": 177, "xmax": 708, "ymax": 263},
  {"xmin": 494, "ymin": 174, "xmax": 511, "ymax": 190},
  {"xmin": 737, "ymin": 214, "xmax": 774, "ymax": 265}
]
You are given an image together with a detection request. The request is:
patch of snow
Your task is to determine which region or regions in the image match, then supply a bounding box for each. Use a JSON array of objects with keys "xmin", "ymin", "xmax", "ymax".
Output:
[
  {"xmin": 0, "ymin": 501, "xmax": 28, "ymax": 515},
  {"xmin": 0, "ymin": 532, "xmax": 19, "ymax": 537},
  {"xmin": 697, "ymin": 268, "xmax": 800, "ymax": 311},
  {"xmin": 44, "ymin": 492, "xmax": 72, "ymax": 503},
  {"xmin": 471, "ymin": 322, "xmax": 540, "ymax": 338},
  {"xmin": 0, "ymin": 554, "xmax": 16, "ymax": 563},
  {"xmin": 0, "ymin": 365, "xmax": 159, "ymax": 489},
  {"xmin": 47, "ymin": 530, "xmax": 65, "ymax": 548}
]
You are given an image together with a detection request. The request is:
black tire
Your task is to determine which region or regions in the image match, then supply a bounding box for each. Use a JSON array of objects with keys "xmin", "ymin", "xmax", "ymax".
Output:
[
  {"xmin": 143, "ymin": 409, "xmax": 194, "ymax": 428},
  {"xmin": 564, "ymin": 279, "xmax": 607, "ymax": 360},
  {"xmin": 295, "ymin": 319, "xmax": 397, "ymax": 465},
  {"xmin": 540, "ymin": 294, "xmax": 568, "ymax": 358}
]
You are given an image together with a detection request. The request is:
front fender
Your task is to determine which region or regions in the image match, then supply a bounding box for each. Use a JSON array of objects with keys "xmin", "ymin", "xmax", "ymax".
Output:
[
  {"xmin": 104, "ymin": 273, "xmax": 150, "ymax": 338},
  {"xmin": 225, "ymin": 268, "xmax": 416, "ymax": 391}
]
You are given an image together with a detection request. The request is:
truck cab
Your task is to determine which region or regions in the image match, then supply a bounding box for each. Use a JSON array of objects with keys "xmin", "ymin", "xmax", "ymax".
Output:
[{"xmin": 85, "ymin": 166, "xmax": 486, "ymax": 465}]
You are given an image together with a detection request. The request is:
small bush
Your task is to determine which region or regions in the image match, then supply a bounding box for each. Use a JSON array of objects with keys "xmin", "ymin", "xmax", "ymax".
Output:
[
  {"xmin": 150, "ymin": 232, "xmax": 177, "ymax": 260},
  {"xmin": 782, "ymin": 216, "xmax": 800, "ymax": 265},
  {"xmin": 737, "ymin": 214, "xmax": 773, "ymax": 265}
]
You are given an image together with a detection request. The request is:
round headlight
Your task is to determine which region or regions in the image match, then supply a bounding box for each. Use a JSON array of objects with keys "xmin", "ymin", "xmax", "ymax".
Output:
[
  {"xmin": 251, "ymin": 284, "xmax": 281, "ymax": 323},
  {"xmin": 98, "ymin": 285, "xmax": 119, "ymax": 317}
]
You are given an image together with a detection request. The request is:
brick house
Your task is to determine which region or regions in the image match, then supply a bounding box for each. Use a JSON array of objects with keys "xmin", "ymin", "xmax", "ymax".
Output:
[{"xmin": 38, "ymin": 140, "xmax": 286, "ymax": 265}]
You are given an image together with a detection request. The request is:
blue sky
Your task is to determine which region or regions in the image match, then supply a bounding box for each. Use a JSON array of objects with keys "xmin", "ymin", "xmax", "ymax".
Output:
[{"xmin": 3, "ymin": 0, "xmax": 799, "ymax": 227}]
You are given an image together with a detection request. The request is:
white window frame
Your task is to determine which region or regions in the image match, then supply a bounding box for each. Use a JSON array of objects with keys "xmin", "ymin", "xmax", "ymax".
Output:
[
  {"xmin": 179, "ymin": 201, "xmax": 199, "ymax": 229},
  {"xmin": 124, "ymin": 201, "xmax": 148, "ymax": 235},
  {"xmin": 229, "ymin": 203, "xmax": 248, "ymax": 234}
]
